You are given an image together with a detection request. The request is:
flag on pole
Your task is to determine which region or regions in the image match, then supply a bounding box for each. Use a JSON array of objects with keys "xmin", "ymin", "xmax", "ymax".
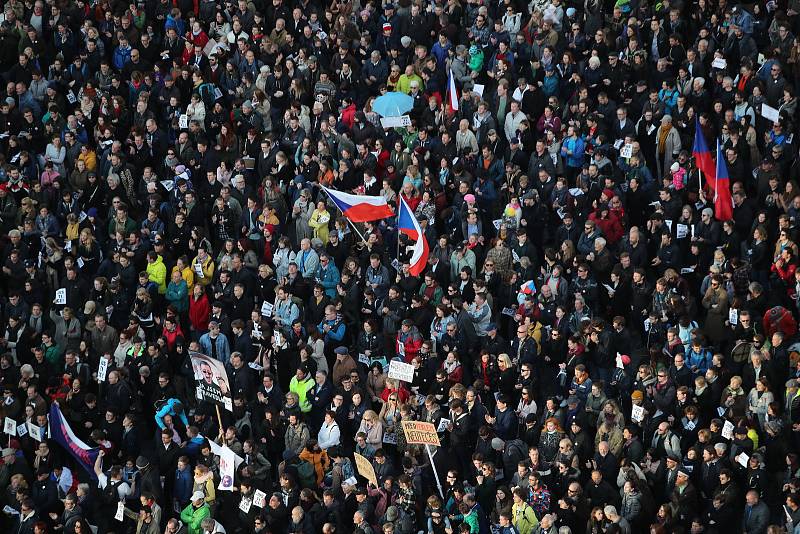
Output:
[
  {"xmin": 49, "ymin": 403, "xmax": 101, "ymax": 480},
  {"xmin": 714, "ymin": 139, "xmax": 734, "ymax": 221},
  {"xmin": 397, "ymin": 196, "xmax": 429, "ymax": 276},
  {"xmin": 321, "ymin": 186, "xmax": 395, "ymax": 222},
  {"xmin": 692, "ymin": 117, "xmax": 716, "ymax": 184},
  {"xmin": 447, "ymin": 69, "xmax": 459, "ymax": 112}
]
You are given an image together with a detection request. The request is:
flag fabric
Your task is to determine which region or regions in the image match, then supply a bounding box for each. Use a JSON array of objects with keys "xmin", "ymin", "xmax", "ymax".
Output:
[
  {"xmin": 397, "ymin": 196, "xmax": 429, "ymax": 276},
  {"xmin": 692, "ymin": 118, "xmax": 716, "ymax": 184},
  {"xmin": 321, "ymin": 186, "xmax": 395, "ymax": 222},
  {"xmin": 520, "ymin": 280, "xmax": 537, "ymax": 294},
  {"xmin": 447, "ymin": 69, "xmax": 459, "ymax": 112},
  {"xmin": 49, "ymin": 403, "xmax": 101, "ymax": 480},
  {"xmin": 714, "ymin": 139, "xmax": 734, "ymax": 221}
]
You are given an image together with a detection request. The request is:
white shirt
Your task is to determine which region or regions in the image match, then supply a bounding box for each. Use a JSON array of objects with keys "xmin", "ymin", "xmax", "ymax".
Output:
[{"xmin": 317, "ymin": 421, "xmax": 340, "ymax": 450}]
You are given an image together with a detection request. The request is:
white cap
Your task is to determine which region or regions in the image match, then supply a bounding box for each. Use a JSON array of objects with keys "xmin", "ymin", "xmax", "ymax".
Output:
[{"xmin": 191, "ymin": 491, "xmax": 205, "ymax": 502}]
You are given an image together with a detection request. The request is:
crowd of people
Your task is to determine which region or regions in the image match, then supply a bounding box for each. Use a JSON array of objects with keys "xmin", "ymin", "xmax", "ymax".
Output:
[{"xmin": 4, "ymin": 0, "xmax": 800, "ymax": 533}]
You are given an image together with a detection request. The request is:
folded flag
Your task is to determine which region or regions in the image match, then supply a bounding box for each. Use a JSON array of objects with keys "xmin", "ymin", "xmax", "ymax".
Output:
[
  {"xmin": 49, "ymin": 403, "xmax": 101, "ymax": 480},
  {"xmin": 397, "ymin": 195, "xmax": 429, "ymax": 276},
  {"xmin": 714, "ymin": 139, "xmax": 733, "ymax": 221},
  {"xmin": 692, "ymin": 117, "xmax": 716, "ymax": 184},
  {"xmin": 321, "ymin": 186, "xmax": 395, "ymax": 222}
]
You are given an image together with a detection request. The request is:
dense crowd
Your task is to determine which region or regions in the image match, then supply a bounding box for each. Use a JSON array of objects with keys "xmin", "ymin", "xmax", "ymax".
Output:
[{"xmin": 4, "ymin": 0, "xmax": 800, "ymax": 533}]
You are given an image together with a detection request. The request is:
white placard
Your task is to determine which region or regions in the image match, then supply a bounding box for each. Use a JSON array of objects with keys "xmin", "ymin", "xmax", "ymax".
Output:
[
  {"xmin": 397, "ymin": 341, "xmax": 405, "ymax": 357},
  {"xmin": 619, "ymin": 143, "xmax": 633, "ymax": 158},
  {"xmin": 501, "ymin": 307, "xmax": 516, "ymax": 316},
  {"xmin": 239, "ymin": 497, "xmax": 252, "ymax": 513},
  {"xmin": 761, "ymin": 104, "xmax": 780, "ymax": 123},
  {"xmin": 3, "ymin": 417, "xmax": 15, "ymax": 436},
  {"xmin": 2, "ymin": 505, "xmax": 19, "ymax": 515},
  {"xmin": 492, "ymin": 219, "xmax": 502, "ymax": 230},
  {"xmin": 179, "ymin": 114, "xmax": 189, "ymax": 129},
  {"xmin": 253, "ymin": 489, "xmax": 266, "ymax": 508},
  {"xmin": 115, "ymin": 502, "xmax": 125, "ymax": 521},
  {"xmin": 358, "ymin": 353, "xmax": 370, "ymax": 365},
  {"xmin": 473, "ymin": 84, "xmax": 485, "ymax": 98},
  {"xmin": 16, "ymin": 424, "xmax": 26, "ymax": 437},
  {"xmin": 379, "ymin": 115, "xmax": 412, "ymax": 128},
  {"xmin": 260, "ymin": 301, "xmax": 274, "ymax": 317},
  {"xmin": 55, "ymin": 288, "xmax": 67, "ymax": 305},
  {"xmin": 721, "ymin": 420, "xmax": 735, "ymax": 440},
  {"xmin": 665, "ymin": 219, "xmax": 673, "ymax": 232},
  {"xmin": 224, "ymin": 397, "xmax": 233, "ymax": 412},
  {"xmin": 631, "ymin": 404, "xmax": 644, "ymax": 423},
  {"xmin": 78, "ymin": 211, "xmax": 87, "ymax": 223},
  {"xmin": 98, "ymin": 358, "xmax": 109, "ymax": 382},
  {"xmin": 218, "ymin": 445, "xmax": 236, "ymax": 491},
  {"xmin": 77, "ymin": 257, "xmax": 84, "ymax": 269},
  {"xmin": 161, "ymin": 180, "xmax": 175, "ymax": 192},
  {"xmin": 736, "ymin": 452, "xmax": 749, "ymax": 467},
  {"xmin": 382, "ymin": 431, "xmax": 397, "ymax": 444},
  {"xmin": 712, "ymin": 57, "xmax": 727, "ymax": 69},
  {"xmin": 728, "ymin": 308, "xmax": 738, "ymax": 326},
  {"xmin": 437, "ymin": 418, "xmax": 451, "ymax": 432},
  {"xmin": 27, "ymin": 423, "xmax": 42, "ymax": 442},
  {"xmin": 388, "ymin": 360, "xmax": 415, "ymax": 383},
  {"xmin": 676, "ymin": 224, "xmax": 688, "ymax": 239},
  {"xmin": 66, "ymin": 91, "xmax": 77, "ymax": 104},
  {"xmin": 202, "ymin": 38, "xmax": 218, "ymax": 57},
  {"xmin": 194, "ymin": 262, "xmax": 205, "ymax": 279},
  {"xmin": 64, "ymin": 240, "xmax": 72, "ymax": 253}
]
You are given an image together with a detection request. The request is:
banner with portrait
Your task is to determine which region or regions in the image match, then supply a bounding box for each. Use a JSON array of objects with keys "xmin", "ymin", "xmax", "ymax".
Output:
[{"xmin": 190, "ymin": 352, "xmax": 233, "ymax": 411}]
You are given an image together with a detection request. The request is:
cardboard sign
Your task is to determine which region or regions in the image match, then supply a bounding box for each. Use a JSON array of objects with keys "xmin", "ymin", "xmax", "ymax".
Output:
[
  {"xmin": 631, "ymin": 404, "xmax": 644, "ymax": 423},
  {"xmin": 619, "ymin": 144, "xmax": 633, "ymax": 158},
  {"xmin": 260, "ymin": 301, "xmax": 274, "ymax": 317},
  {"xmin": 239, "ymin": 497, "xmax": 252, "ymax": 513},
  {"xmin": 55, "ymin": 288, "xmax": 67, "ymax": 305},
  {"xmin": 761, "ymin": 104, "xmax": 780, "ymax": 123},
  {"xmin": 16, "ymin": 424, "xmax": 26, "ymax": 437},
  {"xmin": 379, "ymin": 115, "xmax": 412, "ymax": 128},
  {"xmin": 401, "ymin": 420, "xmax": 441, "ymax": 446},
  {"xmin": 436, "ymin": 418, "xmax": 451, "ymax": 432},
  {"xmin": 115, "ymin": 502, "xmax": 125, "ymax": 521},
  {"xmin": 28, "ymin": 423, "xmax": 42, "ymax": 442},
  {"xmin": 354, "ymin": 452, "xmax": 378, "ymax": 486},
  {"xmin": 252, "ymin": 489, "xmax": 267, "ymax": 508},
  {"xmin": 721, "ymin": 420, "xmax": 735, "ymax": 440},
  {"xmin": 3, "ymin": 417, "xmax": 15, "ymax": 436},
  {"xmin": 388, "ymin": 360, "xmax": 414, "ymax": 383},
  {"xmin": 97, "ymin": 358, "xmax": 109, "ymax": 382}
]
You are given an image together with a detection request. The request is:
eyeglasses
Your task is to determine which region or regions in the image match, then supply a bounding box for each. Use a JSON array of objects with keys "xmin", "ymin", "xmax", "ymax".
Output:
[
  {"xmin": 658, "ymin": 374, "xmax": 666, "ymax": 378},
  {"xmin": 485, "ymin": 263, "xmax": 494, "ymax": 267}
]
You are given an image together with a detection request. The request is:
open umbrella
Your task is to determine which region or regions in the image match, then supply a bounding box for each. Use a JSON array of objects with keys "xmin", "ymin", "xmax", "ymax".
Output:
[{"xmin": 373, "ymin": 92, "xmax": 414, "ymax": 117}]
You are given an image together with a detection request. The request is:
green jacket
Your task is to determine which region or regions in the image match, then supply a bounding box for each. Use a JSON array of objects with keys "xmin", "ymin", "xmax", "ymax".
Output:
[
  {"xmin": 180, "ymin": 503, "xmax": 210, "ymax": 534},
  {"xmin": 289, "ymin": 376, "xmax": 315, "ymax": 413},
  {"xmin": 512, "ymin": 502, "xmax": 539, "ymax": 534},
  {"xmin": 165, "ymin": 279, "xmax": 189, "ymax": 313}
]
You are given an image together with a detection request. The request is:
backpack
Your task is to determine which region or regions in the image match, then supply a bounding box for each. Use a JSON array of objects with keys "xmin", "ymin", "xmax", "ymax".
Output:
[
  {"xmin": 293, "ymin": 459, "xmax": 317, "ymax": 489},
  {"xmin": 102, "ymin": 479, "xmax": 122, "ymax": 505},
  {"xmin": 731, "ymin": 340, "xmax": 754, "ymax": 364}
]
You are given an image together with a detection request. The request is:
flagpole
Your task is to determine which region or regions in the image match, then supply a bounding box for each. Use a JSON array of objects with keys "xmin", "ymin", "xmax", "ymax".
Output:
[{"xmin": 396, "ymin": 196, "xmax": 401, "ymax": 268}]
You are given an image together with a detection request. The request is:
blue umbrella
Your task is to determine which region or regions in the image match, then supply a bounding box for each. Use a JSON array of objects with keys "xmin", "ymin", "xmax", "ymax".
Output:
[{"xmin": 373, "ymin": 92, "xmax": 414, "ymax": 117}]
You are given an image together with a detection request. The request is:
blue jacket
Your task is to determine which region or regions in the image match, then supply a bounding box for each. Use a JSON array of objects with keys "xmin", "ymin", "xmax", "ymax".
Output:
[
  {"xmin": 275, "ymin": 299, "xmax": 300, "ymax": 331},
  {"xmin": 174, "ymin": 466, "xmax": 193, "ymax": 507},
  {"xmin": 155, "ymin": 398, "xmax": 190, "ymax": 430},
  {"xmin": 318, "ymin": 317, "xmax": 346, "ymax": 343},
  {"xmin": 685, "ymin": 347, "xmax": 712, "ymax": 375},
  {"xmin": 199, "ymin": 333, "xmax": 231, "ymax": 362},
  {"xmin": 315, "ymin": 263, "xmax": 341, "ymax": 298},
  {"xmin": 560, "ymin": 136, "xmax": 585, "ymax": 169},
  {"xmin": 113, "ymin": 45, "xmax": 132, "ymax": 71}
]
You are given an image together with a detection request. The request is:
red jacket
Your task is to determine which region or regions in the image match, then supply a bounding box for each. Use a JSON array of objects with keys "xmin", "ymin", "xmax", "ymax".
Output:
[
  {"xmin": 588, "ymin": 210, "xmax": 624, "ymax": 245},
  {"xmin": 189, "ymin": 293, "xmax": 211, "ymax": 332}
]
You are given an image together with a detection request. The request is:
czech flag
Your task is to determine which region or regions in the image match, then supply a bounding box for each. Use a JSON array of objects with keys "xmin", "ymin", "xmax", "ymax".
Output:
[
  {"xmin": 520, "ymin": 280, "xmax": 537, "ymax": 294},
  {"xmin": 714, "ymin": 139, "xmax": 734, "ymax": 221},
  {"xmin": 397, "ymin": 195, "xmax": 429, "ymax": 276},
  {"xmin": 49, "ymin": 403, "xmax": 101, "ymax": 480},
  {"xmin": 447, "ymin": 68, "xmax": 459, "ymax": 113},
  {"xmin": 322, "ymin": 186, "xmax": 395, "ymax": 222},
  {"xmin": 692, "ymin": 117, "xmax": 716, "ymax": 184}
]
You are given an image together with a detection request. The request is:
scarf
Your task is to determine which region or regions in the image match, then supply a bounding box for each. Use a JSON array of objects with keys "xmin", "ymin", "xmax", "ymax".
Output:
[{"xmin": 657, "ymin": 125, "xmax": 670, "ymax": 154}]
